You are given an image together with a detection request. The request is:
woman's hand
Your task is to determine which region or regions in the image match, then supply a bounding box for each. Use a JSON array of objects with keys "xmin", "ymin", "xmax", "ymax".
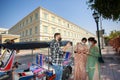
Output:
[{"xmin": 62, "ymin": 46, "xmax": 67, "ymax": 52}]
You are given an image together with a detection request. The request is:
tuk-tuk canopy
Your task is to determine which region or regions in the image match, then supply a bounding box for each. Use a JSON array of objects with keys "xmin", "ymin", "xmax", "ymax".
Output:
[{"xmin": 0, "ymin": 41, "xmax": 71, "ymax": 50}]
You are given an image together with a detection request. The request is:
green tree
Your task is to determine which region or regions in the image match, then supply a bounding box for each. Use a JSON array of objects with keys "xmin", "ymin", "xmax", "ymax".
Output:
[
  {"xmin": 87, "ymin": 0, "xmax": 120, "ymax": 21},
  {"xmin": 109, "ymin": 30, "xmax": 120, "ymax": 39},
  {"xmin": 104, "ymin": 30, "xmax": 120, "ymax": 45},
  {"xmin": 104, "ymin": 36, "xmax": 110, "ymax": 46}
]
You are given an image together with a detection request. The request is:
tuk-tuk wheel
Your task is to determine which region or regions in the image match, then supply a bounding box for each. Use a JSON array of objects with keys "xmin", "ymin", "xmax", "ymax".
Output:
[
  {"xmin": 0, "ymin": 61, "xmax": 4, "ymax": 67},
  {"xmin": 62, "ymin": 67, "xmax": 70, "ymax": 80},
  {"xmin": 67, "ymin": 66, "xmax": 72, "ymax": 74}
]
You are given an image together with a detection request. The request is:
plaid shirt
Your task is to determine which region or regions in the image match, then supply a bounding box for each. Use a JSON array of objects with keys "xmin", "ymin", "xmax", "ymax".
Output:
[{"xmin": 50, "ymin": 39, "xmax": 63, "ymax": 65}]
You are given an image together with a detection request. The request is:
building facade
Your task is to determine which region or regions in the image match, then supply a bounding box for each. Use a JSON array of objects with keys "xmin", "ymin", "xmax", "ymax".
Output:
[
  {"xmin": 0, "ymin": 34, "xmax": 20, "ymax": 44},
  {"xmin": 0, "ymin": 28, "xmax": 8, "ymax": 34},
  {"xmin": 0, "ymin": 34, "xmax": 20, "ymax": 54},
  {"xmin": 9, "ymin": 7, "xmax": 96, "ymax": 44}
]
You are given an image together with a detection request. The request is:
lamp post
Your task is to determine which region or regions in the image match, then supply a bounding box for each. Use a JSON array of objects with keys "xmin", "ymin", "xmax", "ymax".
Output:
[
  {"xmin": 92, "ymin": 11, "xmax": 104, "ymax": 63},
  {"xmin": 100, "ymin": 15, "xmax": 104, "ymax": 49}
]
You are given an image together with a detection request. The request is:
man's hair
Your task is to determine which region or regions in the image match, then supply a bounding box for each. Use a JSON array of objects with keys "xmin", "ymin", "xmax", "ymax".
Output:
[
  {"xmin": 82, "ymin": 37, "xmax": 87, "ymax": 42},
  {"xmin": 54, "ymin": 33, "xmax": 60, "ymax": 38}
]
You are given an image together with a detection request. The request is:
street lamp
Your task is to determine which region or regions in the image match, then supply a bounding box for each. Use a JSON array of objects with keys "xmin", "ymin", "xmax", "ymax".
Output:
[
  {"xmin": 92, "ymin": 11, "xmax": 104, "ymax": 63},
  {"xmin": 100, "ymin": 15, "xmax": 104, "ymax": 49}
]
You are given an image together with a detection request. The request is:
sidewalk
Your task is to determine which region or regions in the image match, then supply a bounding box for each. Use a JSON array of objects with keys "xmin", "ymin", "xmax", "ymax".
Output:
[
  {"xmin": 100, "ymin": 46, "xmax": 120, "ymax": 80},
  {"xmin": 69, "ymin": 46, "xmax": 120, "ymax": 80}
]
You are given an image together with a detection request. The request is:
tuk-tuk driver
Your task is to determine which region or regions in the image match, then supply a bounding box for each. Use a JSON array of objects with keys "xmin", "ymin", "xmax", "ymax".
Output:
[{"xmin": 50, "ymin": 33, "xmax": 63, "ymax": 80}]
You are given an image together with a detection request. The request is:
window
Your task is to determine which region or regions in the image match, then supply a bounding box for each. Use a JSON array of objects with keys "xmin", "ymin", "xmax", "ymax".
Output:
[
  {"xmin": 44, "ymin": 13, "xmax": 48, "ymax": 20},
  {"xmin": 76, "ymin": 34, "xmax": 77, "ymax": 38},
  {"xmin": 20, "ymin": 39, "xmax": 22, "ymax": 41},
  {"xmin": 30, "ymin": 39, "xmax": 32, "ymax": 41},
  {"xmin": 35, "ymin": 26, "xmax": 38, "ymax": 34},
  {"xmin": 64, "ymin": 31, "xmax": 66, "ymax": 36},
  {"xmin": 20, "ymin": 23, "xmax": 21, "ymax": 28},
  {"xmin": 63, "ymin": 21, "xmax": 65, "ymax": 25},
  {"xmin": 44, "ymin": 38, "xmax": 48, "ymax": 40},
  {"xmin": 73, "ymin": 26, "xmax": 75, "ymax": 29},
  {"xmin": 19, "ymin": 32, "xmax": 21, "ymax": 37},
  {"xmin": 26, "ymin": 19, "xmax": 28, "ymax": 25},
  {"xmin": 22, "ymin": 31, "xmax": 24, "ymax": 37},
  {"xmin": 23, "ymin": 22, "xmax": 24, "ymax": 26},
  {"xmin": 29, "ymin": 28, "xmax": 32, "ymax": 35},
  {"xmin": 66, "ymin": 23, "xmax": 68, "ymax": 27},
  {"xmin": 71, "ymin": 33, "xmax": 73, "ymax": 37},
  {"xmin": 67, "ymin": 23, "xmax": 69, "ymax": 28},
  {"xmin": 58, "ymin": 29, "xmax": 61, "ymax": 33},
  {"xmin": 58, "ymin": 19, "xmax": 61, "ymax": 24},
  {"xmin": 26, "ymin": 30, "xmax": 28, "ymax": 36},
  {"xmin": 51, "ymin": 27, "xmax": 55, "ymax": 34},
  {"xmin": 70, "ymin": 25, "xmax": 72, "ymax": 29},
  {"xmin": 43, "ymin": 26, "xmax": 48, "ymax": 33},
  {"xmin": 68, "ymin": 32, "xmax": 70, "ymax": 37},
  {"xmin": 35, "ymin": 13, "xmax": 38, "ymax": 20},
  {"xmin": 52, "ymin": 16, "xmax": 55, "ymax": 22},
  {"xmin": 30, "ymin": 16, "xmax": 32, "ymax": 22},
  {"xmin": 35, "ymin": 39, "xmax": 38, "ymax": 41}
]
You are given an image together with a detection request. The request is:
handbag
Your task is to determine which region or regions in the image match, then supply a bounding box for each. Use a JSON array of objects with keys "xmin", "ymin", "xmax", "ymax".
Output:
[{"xmin": 98, "ymin": 56, "xmax": 104, "ymax": 63}]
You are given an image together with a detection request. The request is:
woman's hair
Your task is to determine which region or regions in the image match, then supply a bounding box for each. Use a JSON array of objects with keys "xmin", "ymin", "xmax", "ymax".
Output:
[
  {"xmin": 69, "ymin": 42, "xmax": 73, "ymax": 46},
  {"xmin": 93, "ymin": 40, "xmax": 97, "ymax": 44},
  {"xmin": 88, "ymin": 37, "xmax": 95, "ymax": 41},
  {"xmin": 88, "ymin": 37, "xmax": 97, "ymax": 44},
  {"xmin": 82, "ymin": 37, "xmax": 87, "ymax": 42},
  {"xmin": 67, "ymin": 41, "xmax": 72, "ymax": 46}
]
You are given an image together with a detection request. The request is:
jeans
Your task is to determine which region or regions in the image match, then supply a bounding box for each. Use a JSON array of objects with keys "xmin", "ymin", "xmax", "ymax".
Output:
[{"xmin": 52, "ymin": 64, "xmax": 63, "ymax": 80}]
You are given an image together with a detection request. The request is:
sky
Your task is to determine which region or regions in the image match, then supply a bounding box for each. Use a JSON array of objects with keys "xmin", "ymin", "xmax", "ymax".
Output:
[{"xmin": 0, "ymin": 0, "xmax": 120, "ymax": 35}]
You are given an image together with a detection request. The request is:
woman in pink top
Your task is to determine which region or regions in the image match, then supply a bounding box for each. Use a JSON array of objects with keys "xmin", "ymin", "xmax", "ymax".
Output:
[{"xmin": 74, "ymin": 38, "xmax": 89, "ymax": 80}]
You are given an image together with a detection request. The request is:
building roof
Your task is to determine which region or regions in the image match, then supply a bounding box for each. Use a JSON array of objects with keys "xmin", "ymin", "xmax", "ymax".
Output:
[{"xmin": 0, "ymin": 28, "xmax": 8, "ymax": 31}]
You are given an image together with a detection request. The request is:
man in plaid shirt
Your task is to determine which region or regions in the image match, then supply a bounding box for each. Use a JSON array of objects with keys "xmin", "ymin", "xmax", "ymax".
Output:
[{"xmin": 50, "ymin": 33, "xmax": 63, "ymax": 80}]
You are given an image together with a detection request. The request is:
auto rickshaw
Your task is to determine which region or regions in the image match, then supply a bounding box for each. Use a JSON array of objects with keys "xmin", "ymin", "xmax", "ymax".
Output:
[{"xmin": 0, "ymin": 41, "xmax": 73, "ymax": 80}]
